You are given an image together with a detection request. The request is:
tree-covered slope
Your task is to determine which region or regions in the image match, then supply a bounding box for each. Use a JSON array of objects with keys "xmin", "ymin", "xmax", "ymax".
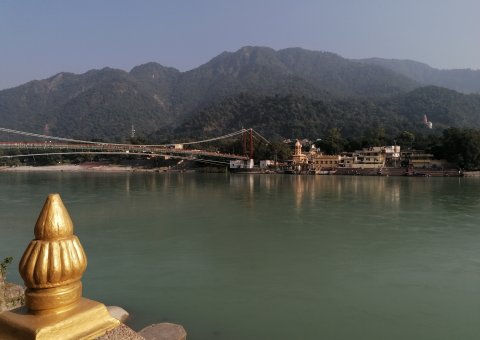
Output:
[
  {"xmin": 171, "ymin": 46, "xmax": 329, "ymax": 115},
  {"xmin": 0, "ymin": 46, "xmax": 424, "ymax": 141},
  {"xmin": 387, "ymin": 86, "xmax": 480, "ymax": 129},
  {"xmin": 162, "ymin": 87, "xmax": 480, "ymax": 143},
  {"xmin": 2, "ymin": 46, "xmax": 480, "ymax": 142},
  {"xmin": 0, "ymin": 68, "xmax": 173, "ymax": 141},
  {"xmin": 278, "ymin": 48, "xmax": 418, "ymax": 97},
  {"xmin": 164, "ymin": 93, "xmax": 411, "ymax": 142}
]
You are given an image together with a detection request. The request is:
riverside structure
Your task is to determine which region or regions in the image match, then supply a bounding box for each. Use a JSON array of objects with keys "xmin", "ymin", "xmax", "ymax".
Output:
[{"xmin": 288, "ymin": 139, "xmax": 460, "ymax": 176}]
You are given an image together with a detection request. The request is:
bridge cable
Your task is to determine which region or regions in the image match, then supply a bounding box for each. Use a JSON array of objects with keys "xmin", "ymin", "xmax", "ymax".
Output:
[{"xmin": 0, "ymin": 127, "xmax": 251, "ymax": 148}]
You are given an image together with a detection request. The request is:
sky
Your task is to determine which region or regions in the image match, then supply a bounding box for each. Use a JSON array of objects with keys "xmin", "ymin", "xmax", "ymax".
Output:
[{"xmin": 1, "ymin": 0, "xmax": 480, "ymax": 90}]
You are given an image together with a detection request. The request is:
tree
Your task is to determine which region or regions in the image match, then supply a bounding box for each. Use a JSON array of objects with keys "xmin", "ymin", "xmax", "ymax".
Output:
[
  {"xmin": 438, "ymin": 128, "xmax": 480, "ymax": 170},
  {"xmin": 318, "ymin": 128, "xmax": 345, "ymax": 155},
  {"xmin": 395, "ymin": 131, "xmax": 415, "ymax": 150},
  {"xmin": 362, "ymin": 125, "xmax": 386, "ymax": 147}
]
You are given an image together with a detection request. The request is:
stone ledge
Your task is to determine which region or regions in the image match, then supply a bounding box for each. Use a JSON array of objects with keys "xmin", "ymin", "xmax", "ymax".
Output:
[
  {"xmin": 95, "ymin": 322, "xmax": 188, "ymax": 340},
  {"xmin": 96, "ymin": 324, "xmax": 145, "ymax": 340},
  {"xmin": 0, "ymin": 282, "xmax": 25, "ymax": 312},
  {"xmin": 107, "ymin": 306, "xmax": 130, "ymax": 323},
  {"xmin": 139, "ymin": 323, "xmax": 187, "ymax": 340}
]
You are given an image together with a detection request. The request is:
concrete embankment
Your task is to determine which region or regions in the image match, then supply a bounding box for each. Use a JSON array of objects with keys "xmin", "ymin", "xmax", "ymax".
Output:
[
  {"xmin": 335, "ymin": 167, "xmax": 462, "ymax": 177},
  {"xmin": 463, "ymin": 171, "xmax": 480, "ymax": 177}
]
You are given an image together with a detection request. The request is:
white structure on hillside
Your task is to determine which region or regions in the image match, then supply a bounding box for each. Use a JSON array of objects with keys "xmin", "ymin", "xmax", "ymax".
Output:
[{"xmin": 423, "ymin": 114, "xmax": 433, "ymax": 129}]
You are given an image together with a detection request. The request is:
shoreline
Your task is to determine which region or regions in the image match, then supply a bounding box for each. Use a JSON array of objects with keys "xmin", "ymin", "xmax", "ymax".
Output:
[
  {"xmin": 0, "ymin": 164, "xmax": 471, "ymax": 177},
  {"xmin": 0, "ymin": 164, "xmax": 190, "ymax": 173}
]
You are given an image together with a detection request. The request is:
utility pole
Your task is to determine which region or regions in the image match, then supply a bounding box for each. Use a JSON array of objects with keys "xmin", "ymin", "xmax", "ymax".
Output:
[{"xmin": 130, "ymin": 125, "xmax": 135, "ymax": 139}]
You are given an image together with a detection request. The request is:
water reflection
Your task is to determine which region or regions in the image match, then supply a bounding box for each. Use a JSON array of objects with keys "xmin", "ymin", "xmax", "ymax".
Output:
[
  {"xmin": 226, "ymin": 175, "xmax": 408, "ymax": 212},
  {"xmin": 125, "ymin": 173, "xmax": 130, "ymax": 193}
]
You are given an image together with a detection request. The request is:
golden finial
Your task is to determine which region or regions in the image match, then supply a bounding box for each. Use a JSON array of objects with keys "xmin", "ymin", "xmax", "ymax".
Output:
[
  {"xmin": 19, "ymin": 193, "xmax": 87, "ymax": 314},
  {"xmin": 0, "ymin": 193, "xmax": 119, "ymax": 339},
  {"xmin": 34, "ymin": 193, "xmax": 74, "ymax": 240}
]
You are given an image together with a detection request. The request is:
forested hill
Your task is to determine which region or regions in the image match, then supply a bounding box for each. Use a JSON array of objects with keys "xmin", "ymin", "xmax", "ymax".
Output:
[
  {"xmin": 160, "ymin": 87, "xmax": 480, "ymax": 143},
  {"xmin": 386, "ymin": 86, "xmax": 480, "ymax": 129},
  {"xmin": 0, "ymin": 68, "xmax": 175, "ymax": 142},
  {"xmin": 163, "ymin": 93, "xmax": 409, "ymax": 142},
  {"xmin": 1, "ymin": 46, "xmax": 480, "ymax": 142},
  {"xmin": 0, "ymin": 46, "xmax": 418, "ymax": 141}
]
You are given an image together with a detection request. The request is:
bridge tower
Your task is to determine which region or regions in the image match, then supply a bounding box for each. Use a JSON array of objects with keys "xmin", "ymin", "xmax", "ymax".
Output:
[{"xmin": 242, "ymin": 128, "xmax": 254, "ymax": 159}]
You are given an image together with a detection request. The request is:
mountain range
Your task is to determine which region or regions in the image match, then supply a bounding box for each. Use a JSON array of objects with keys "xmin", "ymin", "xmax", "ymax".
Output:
[
  {"xmin": 359, "ymin": 58, "xmax": 480, "ymax": 94},
  {"xmin": 1, "ymin": 46, "xmax": 480, "ymax": 142}
]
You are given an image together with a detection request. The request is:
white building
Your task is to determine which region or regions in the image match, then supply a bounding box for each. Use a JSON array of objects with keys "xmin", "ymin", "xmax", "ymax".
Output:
[
  {"xmin": 259, "ymin": 160, "xmax": 275, "ymax": 169},
  {"xmin": 229, "ymin": 159, "xmax": 254, "ymax": 169}
]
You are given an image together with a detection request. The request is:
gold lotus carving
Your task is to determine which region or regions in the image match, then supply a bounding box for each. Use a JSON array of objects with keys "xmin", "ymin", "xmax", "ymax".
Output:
[
  {"xmin": 19, "ymin": 236, "xmax": 86, "ymax": 288},
  {"xmin": 18, "ymin": 193, "xmax": 88, "ymax": 314}
]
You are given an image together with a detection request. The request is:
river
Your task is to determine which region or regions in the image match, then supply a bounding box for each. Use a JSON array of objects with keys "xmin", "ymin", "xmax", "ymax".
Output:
[{"xmin": 1, "ymin": 172, "xmax": 480, "ymax": 339}]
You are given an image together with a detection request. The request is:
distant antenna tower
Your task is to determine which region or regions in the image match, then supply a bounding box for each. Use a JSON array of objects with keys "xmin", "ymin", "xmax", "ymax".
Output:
[{"xmin": 131, "ymin": 124, "xmax": 136, "ymax": 138}]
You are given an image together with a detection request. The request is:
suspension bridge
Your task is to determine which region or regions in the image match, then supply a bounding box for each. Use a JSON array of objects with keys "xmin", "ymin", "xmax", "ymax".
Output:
[{"xmin": 0, "ymin": 127, "xmax": 270, "ymax": 166}]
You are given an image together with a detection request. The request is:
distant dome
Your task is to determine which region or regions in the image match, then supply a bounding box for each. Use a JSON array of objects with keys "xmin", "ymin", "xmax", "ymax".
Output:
[{"xmin": 295, "ymin": 140, "xmax": 301, "ymax": 147}]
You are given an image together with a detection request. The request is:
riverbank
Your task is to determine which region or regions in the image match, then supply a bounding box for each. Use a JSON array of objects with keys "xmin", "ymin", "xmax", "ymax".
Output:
[
  {"xmin": 0, "ymin": 164, "xmax": 194, "ymax": 173},
  {"xmin": 0, "ymin": 164, "xmax": 472, "ymax": 177}
]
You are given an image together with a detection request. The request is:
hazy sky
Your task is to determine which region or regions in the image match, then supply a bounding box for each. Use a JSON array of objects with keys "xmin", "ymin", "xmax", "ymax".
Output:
[{"xmin": 1, "ymin": 0, "xmax": 480, "ymax": 90}]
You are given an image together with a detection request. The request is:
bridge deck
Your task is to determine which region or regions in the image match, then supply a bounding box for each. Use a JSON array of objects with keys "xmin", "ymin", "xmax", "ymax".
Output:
[{"xmin": 0, "ymin": 142, "xmax": 248, "ymax": 160}]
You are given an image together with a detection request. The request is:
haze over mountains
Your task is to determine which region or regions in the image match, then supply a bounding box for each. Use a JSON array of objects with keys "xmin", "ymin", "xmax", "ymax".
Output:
[
  {"xmin": 1, "ymin": 46, "xmax": 480, "ymax": 142},
  {"xmin": 358, "ymin": 58, "xmax": 480, "ymax": 94}
]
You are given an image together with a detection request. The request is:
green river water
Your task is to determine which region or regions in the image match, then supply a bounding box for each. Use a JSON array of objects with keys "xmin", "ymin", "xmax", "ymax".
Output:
[{"xmin": 1, "ymin": 172, "xmax": 480, "ymax": 339}]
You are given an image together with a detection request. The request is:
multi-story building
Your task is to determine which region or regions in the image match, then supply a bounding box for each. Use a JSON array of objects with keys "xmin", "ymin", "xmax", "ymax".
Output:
[
  {"xmin": 401, "ymin": 151, "xmax": 436, "ymax": 168},
  {"xmin": 290, "ymin": 140, "xmax": 401, "ymax": 171},
  {"xmin": 290, "ymin": 140, "xmax": 340, "ymax": 172}
]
